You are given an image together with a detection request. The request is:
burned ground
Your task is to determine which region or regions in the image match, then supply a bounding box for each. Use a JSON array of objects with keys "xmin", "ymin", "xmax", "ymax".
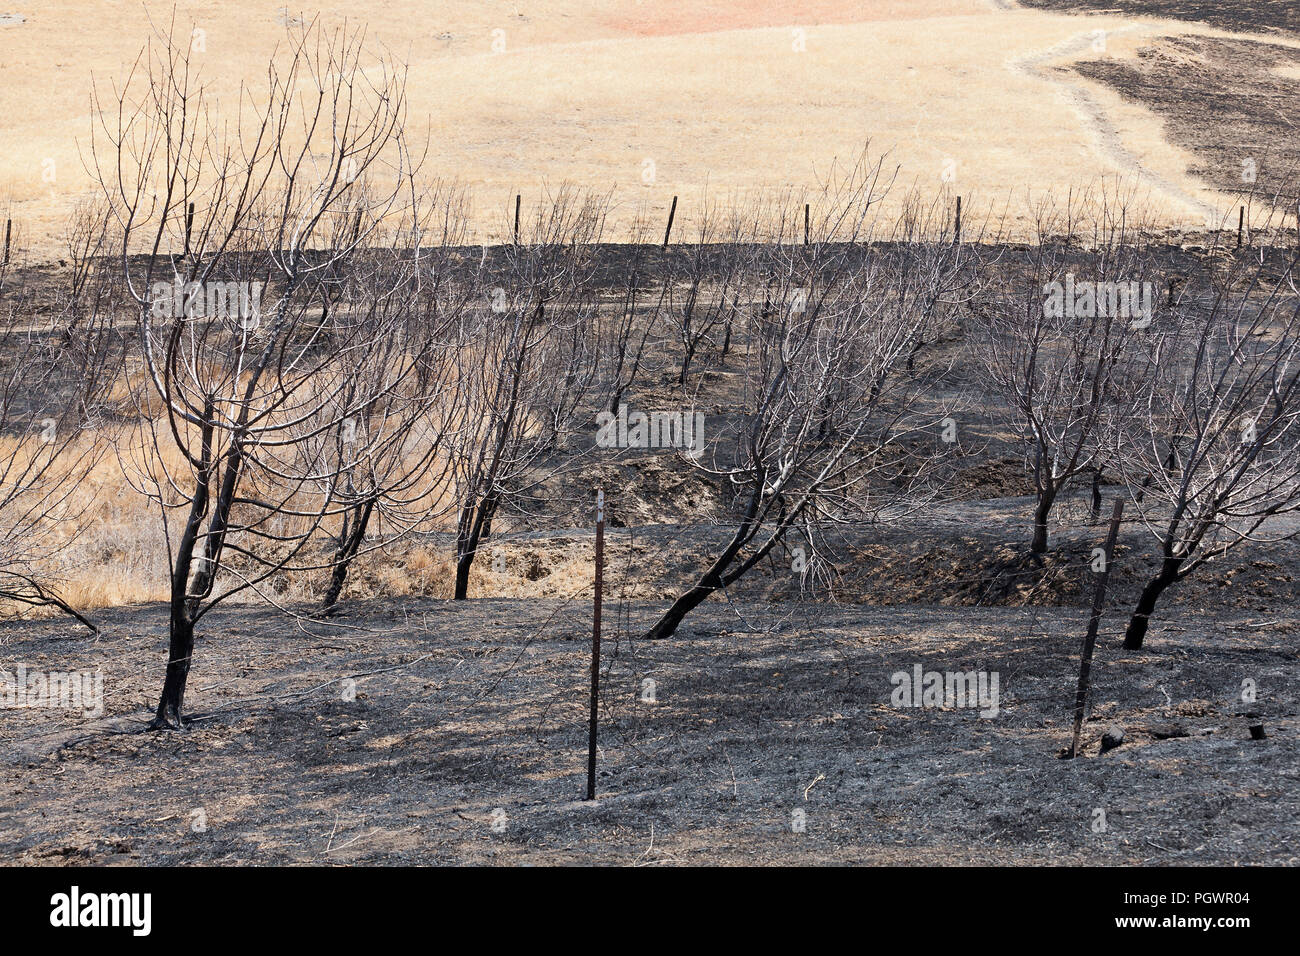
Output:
[
  {"xmin": 3, "ymin": 233, "xmax": 1299, "ymax": 867},
  {"xmin": 1071, "ymin": 33, "xmax": 1300, "ymax": 207},
  {"xmin": 1021, "ymin": 0, "xmax": 1300, "ymax": 38},
  {"xmin": 2, "ymin": 496, "xmax": 1296, "ymax": 864}
]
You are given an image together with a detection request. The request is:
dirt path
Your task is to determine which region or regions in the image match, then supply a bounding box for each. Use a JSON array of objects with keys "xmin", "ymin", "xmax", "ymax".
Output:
[{"xmin": 1007, "ymin": 19, "xmax": 1221, "ymax": 223}]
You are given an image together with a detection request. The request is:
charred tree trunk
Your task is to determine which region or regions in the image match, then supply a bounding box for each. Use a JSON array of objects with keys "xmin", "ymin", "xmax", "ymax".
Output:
[
  {"xmin": 645, "ymin": 571, "xmax": 723, "ymax": 640},
  {"xmin": 322, "ymin": 498, "xmax": 377, "ymax": 612},
  {"xmin": 1123, "ymin": 557, "xmax": 1183, "ymax": 650},
  {"xmin": 150, "ymin": 412, "xmax": 216, "ymax": 730},
  {"xmin": 453, "ymin": 548, "xmax": 474, "ymax": 601},
  {"xmin": 152, "ymin": 614, "xmax": 195, "ymax": 729},
  {"xmin": 1030, "ymin": 488, "xmax": 1056, "ymax": 555},
  {"xmin": 453, "ymin": 494, "xmax": 498, "ymax": 600},
  {"xmin": 1029, "ymin": 435, "xmax": 1057, "ymax": 554},
  {"xmin": 645, "ymin": 491, "xmax": 791, "ymax": 639},
  {"xmin": 678, "ymin": 347, "xmax": 693, "ymax": 387}
]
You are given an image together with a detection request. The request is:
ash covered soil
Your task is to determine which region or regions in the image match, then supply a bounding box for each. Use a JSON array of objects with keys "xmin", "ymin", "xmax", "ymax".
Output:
[
  {"xmin": 4, "ymin": 238, "xmax": 1300, "ymax": 866},
  {"xmin": 2, "ymin": 537, "xmax": 1296, "ymax": 865}
]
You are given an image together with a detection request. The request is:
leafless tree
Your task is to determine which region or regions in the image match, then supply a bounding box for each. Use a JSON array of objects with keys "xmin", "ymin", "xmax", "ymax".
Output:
[
  {"xmin": 315, "ymin": 186, "xmax": 472, "ymax": 612},
  {"xmin": 0, "ymin": 244, "xmax": 113, "ymax": 630},
  {"xmin": 972, "ymin": 193, "xmax": 1162, "ymax": 553},
  {"xmin": 92, "ymin": 18, "xmax": 422, "ymax": 727},
  {"xmin": 644, "ymin": 162, "xmax": 961, "ymax": 639},
  {"xmin": 59, "ymin": 199, "xmax": 115, "ymax": 338},
  {"xmin": 445, "ymin": 190, "xmax": 606, "ymax": 599},
  {"xmin": 595, "ymin": 212, "xmax": 665, "ymax": 414},
  {"xmin": 1119, "ymin": 238, "xmax": 1300, "ymax": 649},
  {"xmin": 888, "ymin": 188, "xmax": 978, "ymax": 371},
  {"xmin": 659, "ymin": 198, "xmax": 754, "ymax": 387}
]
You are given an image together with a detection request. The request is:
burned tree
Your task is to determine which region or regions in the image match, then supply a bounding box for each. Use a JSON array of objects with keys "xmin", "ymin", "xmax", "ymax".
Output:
[
  {"xmin": 658, "ymin": 197, "xmax": 756, "ymax": 388},
  {"xmin": 93, "ymin": 20, "xmax": 420, "ymax": 727},
  {"xmin": 973, "ymin": 196, "xmax": 1161, "ymax": 553},
  {"xmin": 0, "ymin": 253, "xmax": 113, "ymax": 631},
  {"xmin": 644, "ymin": 164, "xmax": 960, "ymax": 639},
  {"xmin": 315, "ymin": 189, "xmax": 472, "ymax": 613},
  {"xmin": 1119, "ymin": 245, "xmax": 1300, "ymax": 649},
  {"xmin": 444, "ymin": 191, "xmax": 606, "ymax": 599},
  {"xmin": 594, "ymin": 212, "xmax": 666, "ymax": 415}
]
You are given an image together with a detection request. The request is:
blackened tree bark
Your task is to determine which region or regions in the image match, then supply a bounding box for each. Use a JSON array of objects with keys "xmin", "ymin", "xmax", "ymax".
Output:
[
  {"xmin": 98, "ymin": 22, "xmax": 421, "ymax": 730},
  {"xmin": 1123, "ymin": 556, "xmax": 1183, "ymax": 650},
  {"xmin": 322, "ymin": 498, "xmax": 377, "ymax": 612},
  {"xmin": 454, "ymin": 493, "xmax": 497, "ymax": 600},
  {"xmin": 1030, "ymin": 482, "xmax": 1056, "ymax": 555}
]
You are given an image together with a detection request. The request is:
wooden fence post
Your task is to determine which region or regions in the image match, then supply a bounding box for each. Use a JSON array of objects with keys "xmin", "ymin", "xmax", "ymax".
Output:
[{"xmin": 662, "ymin": 196, "xmax": 677, "ymax": 250}]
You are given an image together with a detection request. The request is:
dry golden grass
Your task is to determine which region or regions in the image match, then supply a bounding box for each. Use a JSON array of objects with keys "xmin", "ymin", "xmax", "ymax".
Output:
[
  {"xmin": 0, "ymin": 334, "xmax": 496, "ymax": 621},
  {"xmin": 5, "ymin": 481, "xmax": 553, "ymax": 620},
  {"xmin": 4, "ymin": 438, "xmax": 173, "ymax": 615},
  {"xmin": 0, "ymin": 0, "xmax": 1277, "ymax": 258},
  {"xmin": 359, "ymin": 542, "xmax": 595, "ymax": 602},
  {"xmin": 1, "ymin": 413, "xmax": 567, "ymax": 621}
]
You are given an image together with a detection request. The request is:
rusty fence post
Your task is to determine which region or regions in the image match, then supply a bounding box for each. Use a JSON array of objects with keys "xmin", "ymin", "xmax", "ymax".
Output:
[
  {"xmin": 586, "ymin": 489, "xmax": 605, "ymax": 799},
  {"xmin": 1069, "ymin": 498, "xmax": 1124, "ymax": 758}
]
